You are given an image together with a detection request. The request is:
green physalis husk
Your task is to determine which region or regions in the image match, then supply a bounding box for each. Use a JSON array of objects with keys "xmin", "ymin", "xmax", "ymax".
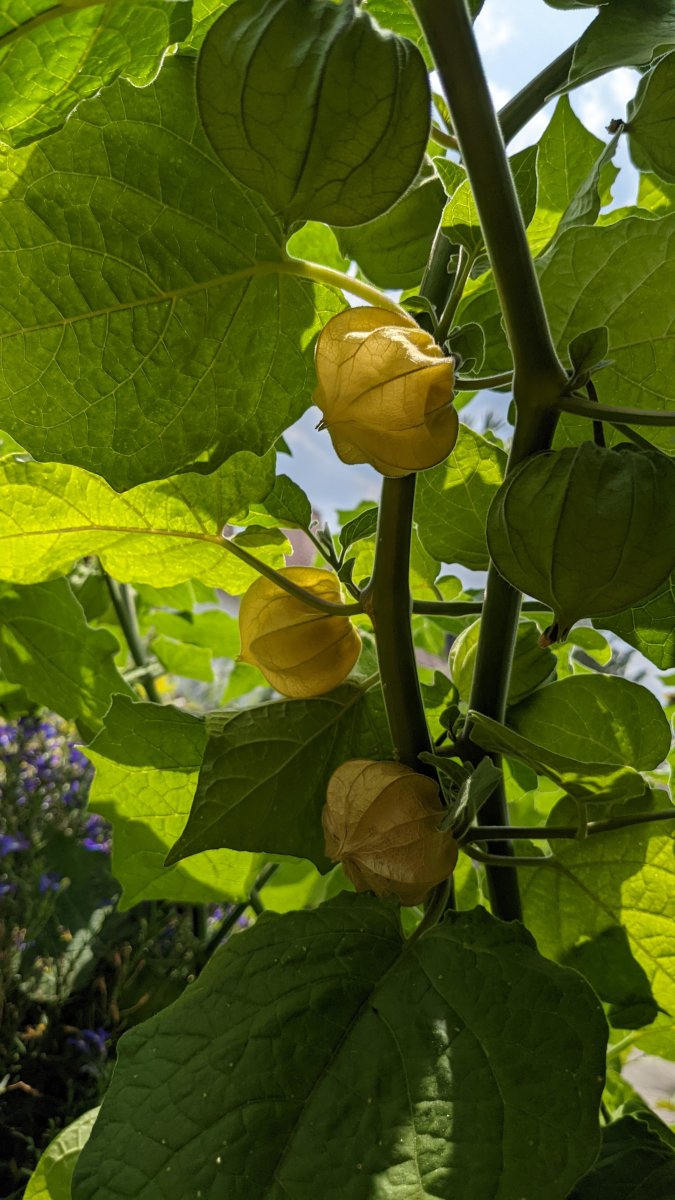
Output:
[{"xmin": 486, "ymin": 442, "xmax": 675, "ymax": 644}]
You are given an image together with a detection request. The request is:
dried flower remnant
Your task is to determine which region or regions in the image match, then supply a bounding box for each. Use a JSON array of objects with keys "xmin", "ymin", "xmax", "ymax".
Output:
[
  {"xmin": 238, "ymin": 567, "xmax": 361, "ymax": 698},
  {"xmin": 322, "ymin": 759, "xmax": 458, "ymax": 906},
  {"xmin": 313, "ymin": 308, "xmax": 458, "ymax": 477}
]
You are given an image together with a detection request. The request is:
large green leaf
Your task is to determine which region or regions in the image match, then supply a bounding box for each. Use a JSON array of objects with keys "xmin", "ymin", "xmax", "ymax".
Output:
[
  {"xmin": 520, "ymin": 794, "xmax": 675, "ymax": 1016},
  {"xmin": 72, "ymin": 897, "xmax": 606, "ymax": 1200},
  {"xmin": 0, "ymin": 56, "xmax": 343, "ymax": 489},
  {"xmin": 25, "ymin": 1107, "xmax": 100, "ymax": 1200},
  {"xmin": 508, "ymin": 675, "xmax": 672, "ymax": 773},
  {"xmin": 335, "ymin": 161, "xmax": 445, "ymax": 289},
  {"xmin": 568, "ymin": 0, "xmax": 675, "ymax": 89},
  {"xmin": 540, "ymin": 215, "xmax": 675, "ymax": 452},
  {"xmin": 197, "ymin": 0, "xmax": 430, "ymax": 227},
  {"xmin": 528, "ymin": 97, "xmax": 616, "ymax": 255},
  {"xmin": 0, "ymin": 1, "xmax": 190, "ymax": 148},
  {"xmin": 414, "ymin": 425, "xmax": 507, "ymax": 570},
  {"xmin": 167, "ymin": 679, "xmax": 392, "ymax": 870},
  {"xmin": 181, "ymin": 0, "xmax": 230, "ymax": 50},
  {"xmin": 0, "ymin": 453, "xmax": 286, "ymax": 594},
  {"xmin": 463, "ymin": 214, "xmax": 675, "ymax": 445},
  {"xmin": 144, "ymin": 608, "xmax": 240, "ymax": 683},
  {"xmin": 628, "ymin": 51, "xmax": 675, "ymax": 184},
  {"xmin": 469, "ymin": 712, "xmax": 650, "ymax": 807},
  {"xmin": 0, "ymin": 577, "xmax": 132, "ymax": 732},
  {"xmin": 87, "ymin": 696, "xmax": 259, "ymax": 908},
  {"xmin": 568, "ymin": 1116, "xmax": 675, "ymax": 1199},
  {"xmin": 596, "ymin": 572, "xmax": 675, "ymax": 669}
]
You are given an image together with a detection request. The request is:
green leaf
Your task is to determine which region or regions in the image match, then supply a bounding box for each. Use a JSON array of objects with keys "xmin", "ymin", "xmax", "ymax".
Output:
[
  {"xmin": 520, "ymin": 793, "xmax": 675, "ymax": 1016},
  {"xmin": 596, "ymin": 571, "xmax": 675, "ymax": 669},
  {"xmin": 568, "ymin": 0, "xmax": 675, "ymax": 90},
  {"xmin": 539, "ymin": 215, "xmax": 675, "ymax": 453},
  {"xmin": 25, "ymin": 1106, "xmax": 100, "ymax": 1200},
  {"xmin": 150, "ymin": 635, "xmax": 215, "ymax": 683},
  {"xmin": 144, "ymin": 608, "xmax": 240, "ymax": 657},
  {"xmin": 450, "ymin": 618, "xmax": 557, "ymax": 707},
  {"xmin": 72, "ymin": 897, "xmax": 606, "ymax": 1200},
  {"xmin": 639, "ymin": 171, "xmax": 675, "ymax": 214},
  {"xmin": 567, "ymin": 325, "xmax": 611, "ymax": 385},
  {"xmin": 564, "ymin": 926, "xmax": 658, "ymax": 1030},
  {"xmin": 568, "ymin": 1116, "xmax": 675, "ymax": 1199},
  {"xmin": 556, "ymin": 131, "xmax": 622, "ymax": 241},
  {"xmin": 529, "ymin": 97, "xmax": 615, "ymax": 254},
  {"xmin": 0, "ymin": 578, "xmax": 132, "ymax": 732},
  {"xmin": 508, "ymin": 675, "xmax": 672, "ymax": 773},
  {"xmin": 415, "ymin": 424, "xmax": 507, "ymax": 569},
  {"xmin": 0, "ymin": 1, "xmax": 191, "ymax": 148},
  {"xmin": 167, "ymin": 680, "xmax": 392, "ymax": 871},
  {"xmin": 255, "ymin": 475, "xmax": 313, "ymax": 531},
  {"xmin": 339, "ymin": 505, "xmax": 379, "ymax": 553},
  {"xmin": 442, "ymin": 146, "xmax": 537, "ymax": 257},
  {"xmin": 181, "ymin": 0, "xmax": 231, "ymax": 51},
  {"xmin": 197, "ymin": 0, "xmax": 430, "ymax": 227},
  {"xmin": 469, "ymin": 711, "xmax": 650, "ymax": 806},
  {"xmin": 628, "ymin": 51, "xmax": 675, "ymax": 183},
  {"xmin": 362, "ymin": 0, "xmax": 431, "ymax": 58},
  {"xmin": 335, "ymin": 161, "xmax": 445, "ymax": 289},
  {"xmin": 0, "ymin": 57, "xmax": 344, "ymax": 488},
  {"xmin": 286, "ymin": 221, "xmax": 350, "ymax": 273},
  {"xmin": 87, "ymin": 696, "xmax": 260, "ymax": 908},
  {"xmin": 0, "ymin": 453, "xmax": 286, "ymax": 594}
]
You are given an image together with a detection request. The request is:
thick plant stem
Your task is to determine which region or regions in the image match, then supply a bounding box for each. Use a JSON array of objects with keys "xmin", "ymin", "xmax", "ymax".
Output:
[
  {"xmin": 362, "ymin": 475, "xmax": 433, "ymax": 774},
  {"xmin": 413, "ymin": 0, "xmax": 569, "ymax": 921},
  {"xmin": 498, "ymin": 43, "xmax": 577, "ymax": 145}
]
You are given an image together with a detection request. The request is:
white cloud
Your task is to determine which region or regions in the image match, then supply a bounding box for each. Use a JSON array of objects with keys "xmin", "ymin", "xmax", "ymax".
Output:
[
  {"xmin": 609, "ymin": 68, "xmax": 640, "ymax": 109},
  {"xmin": 489, "ymin": 81, "xmax": 512, "ymax": 111},
  {"xmin": 475, "ymin": 4, "xmax": 516, "ymax": 54}
]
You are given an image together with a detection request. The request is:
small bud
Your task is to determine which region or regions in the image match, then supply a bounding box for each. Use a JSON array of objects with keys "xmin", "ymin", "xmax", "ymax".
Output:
[
  {"xmin": 238, "ymin": 567, "xmax": 361, "ymax": 699},
  {"xmin": 322, "ymin": 759, "xmax": 458, "ymax": 906},
  {"xmin": 313, "ymin": 308, "xmax": 458, "ymax": 478}
]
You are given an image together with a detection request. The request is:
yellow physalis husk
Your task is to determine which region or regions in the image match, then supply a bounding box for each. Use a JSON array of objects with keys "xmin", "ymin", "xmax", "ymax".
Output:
[
  {"xmin": 238, "ymin": 567, "xmax": 361, "ymax": 699},
  {"xmin": 322, "ymin": 758, "xmax": 458, "ymax": 906},
  {"xmin": 313, "ymin": 307, "xmax": 458, "ymax": 478}
]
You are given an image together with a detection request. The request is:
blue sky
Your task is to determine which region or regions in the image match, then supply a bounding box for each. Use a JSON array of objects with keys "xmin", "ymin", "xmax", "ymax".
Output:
[{"xmin": 282, "ymin": 1, "xmax": 642, "ymax": 524}]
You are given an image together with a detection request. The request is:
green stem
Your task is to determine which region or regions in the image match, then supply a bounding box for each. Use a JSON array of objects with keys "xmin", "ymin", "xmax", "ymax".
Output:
[
  {"xmin": 463, "ymin": 845, "xmax": 554, "ymax": 869},
  {"xmin": 414, "ymin": 0, "xmax": 567, "ymax": 402},
  {"xmin": 413, "ymin": 0, "xmax": 569, "ymax": 923},
  {"xmin": 464, "ymin": 808, "xmax": 675, "ymax": 842},
  {"xmin": 558, "ymin": 395, "xmax": 675, "ymax": 427},
  {"xmin": 362, "ymin": 476, "xmax": 433, "ymax": 772},
  {"xmin": 104, "ymin": 575, "xmax": 161, "ymax": 704},
  {"xmin": 435, "ymin": 248, "xmax": 474, "ymax": 343},
  {"xmin": 221, "ymin": 536, "xmax": 362, "ymax": 615},
  {"xmin": 284, "ymin": 258, "xmax": 410, "ymax": 320},
  {"xmin": 454, "ymin": 371, "xmax": 513, "ymax": 391},
  {"xmin": 498, "ymin": 43, "xmax": 577, "ymax": 145},
  {"xmin": 610, "ymin": 423, "xmax": 660, "ymax": 452},
  {"xmin": 432, "ymin": 124, "xmax": 459, "ymax": 151},
  {"xmin": 412, "ymin": 599, "xmax": 547, "ymax": 617},
  {"xmin": 419, "ymin": 229, "xmax": 454, "ymax": 317}
]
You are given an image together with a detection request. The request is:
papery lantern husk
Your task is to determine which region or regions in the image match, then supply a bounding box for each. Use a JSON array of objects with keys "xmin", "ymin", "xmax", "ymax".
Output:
[
  {"xmin": 239, "ymin": 567, "xmax": 361, "ymax": 698},
  {"xmin": 323, "ymin": 758, "xmax": 458, "ymax": 906},
  {"xmin": 313, "ymin": 308, "xmax": 458, "ymax": 478},
  {"xmin": 487, "ymin": 442, "xmax": 675, "ymax": 644}
]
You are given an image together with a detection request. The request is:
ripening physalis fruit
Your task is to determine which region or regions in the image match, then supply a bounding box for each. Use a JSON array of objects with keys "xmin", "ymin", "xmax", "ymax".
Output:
[
  {"xmin": 313, "ymin": 307, "xmax": 458, "ymax": 478},
  {"xmin": 238, "ymin": 567, "xmax": 361, "ymax": 699},
  {"xmin": 322, "ymin": 759, "xmax": 458, "ymax": 906},
  {"xmin": 487, "ymin": 442, "xmax": 675, "ymax": 644}
]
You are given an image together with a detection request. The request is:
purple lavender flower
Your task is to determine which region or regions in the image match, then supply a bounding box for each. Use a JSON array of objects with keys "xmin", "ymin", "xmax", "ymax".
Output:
[
  {"xmin": 0, "ymin": 879, "xmax": 17, "ymax": 897},
  {"xmin": 67, "ymin": 1027, "xmax": 109, "ymax": 1056},
  {"xmin": 0, "ymin": 833, "xmax": 30, "ymax": 856},
  {"xmin": 81, "ymin": 812, "xmax": 111, "ymax": 853},
  {"xmin": 38, "ymin": 871, "xmax": 62, "ymax": 894}
]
